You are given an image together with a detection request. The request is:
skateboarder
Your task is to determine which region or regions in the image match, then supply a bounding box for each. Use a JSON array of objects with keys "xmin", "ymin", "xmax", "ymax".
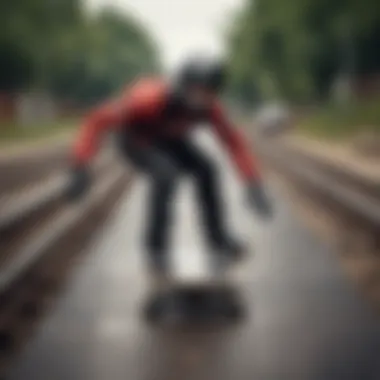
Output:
[{"xmin": 66, "ymin": 56, "xmax": 273, "ymax": 279}]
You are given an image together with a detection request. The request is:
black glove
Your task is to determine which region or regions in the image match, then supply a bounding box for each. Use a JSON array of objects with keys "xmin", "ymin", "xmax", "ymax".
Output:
[
  {"xmin": 246, "ymin": 181, "xmax": 273, "ymax": 219},
  {"xmin": 65, "ymin": 165, "xmax": 91, "ymax": 201}
]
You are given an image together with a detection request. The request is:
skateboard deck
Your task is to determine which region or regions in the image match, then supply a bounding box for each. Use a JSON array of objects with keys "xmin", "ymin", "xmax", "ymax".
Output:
[{"xmin": 143, "ymin": 263, "xmax": 245, "ymax": 323}]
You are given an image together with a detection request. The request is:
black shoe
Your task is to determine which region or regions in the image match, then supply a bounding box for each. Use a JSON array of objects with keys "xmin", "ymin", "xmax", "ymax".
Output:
[
  {"xmin": 209, "ymin": 236, "xmax": 248, "ymax": 274},
  {"xmin": 211, "ymin": 236, "xmax": 247, "ymax": 262}
]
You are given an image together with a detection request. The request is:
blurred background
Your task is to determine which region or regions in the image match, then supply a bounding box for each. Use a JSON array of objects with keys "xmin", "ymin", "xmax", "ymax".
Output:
[
  {"xmin": 1, "ymin": 0, "xmax": 379, "ymax": 146},
  {"xmin": 0, "ymin": 0, "xmax": 379, "ymax": 379},
  {"xmin": 227, "ymin": 0, "xmax": 380, "ymax": 144},
  {"xmin": 0, "ymin": 0, "xmax": 161, "ymax": 139}
]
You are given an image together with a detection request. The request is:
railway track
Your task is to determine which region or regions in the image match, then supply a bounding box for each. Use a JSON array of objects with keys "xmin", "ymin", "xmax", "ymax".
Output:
[
  {"xmin": 255, "ymin": 135, "xmax": 380, "ymax": 250},
  {"xmin": 0, "ymin": 146, "xmax": 132, "ymax": 373},
  {"xmin": 0, "ymin": 143, "xmax": 70, "ymax": 195},
  {"xmin": 1, "ymin": 131, "xmax": 378, "ymax": 376}
]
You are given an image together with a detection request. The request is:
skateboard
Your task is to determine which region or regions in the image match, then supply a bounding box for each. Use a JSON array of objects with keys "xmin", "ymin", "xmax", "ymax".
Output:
[{"xmin": 143, "ymin": 264, "xmax": 245, "ymax": 324}]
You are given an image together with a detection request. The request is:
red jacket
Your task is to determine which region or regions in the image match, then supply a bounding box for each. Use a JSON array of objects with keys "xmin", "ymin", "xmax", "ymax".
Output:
[{"xmin": 72, "ymin": 77, "xmax": 260, "ymax": 181}]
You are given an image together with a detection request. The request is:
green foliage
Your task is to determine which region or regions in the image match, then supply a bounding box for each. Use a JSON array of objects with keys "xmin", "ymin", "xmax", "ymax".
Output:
[
  {"xmin": 225, "ymin": 0, "xmax": 380, "ymax": 105},
  {"xmin": 0, "ymin": 1, "xmax": 161, "ymax": 104}
]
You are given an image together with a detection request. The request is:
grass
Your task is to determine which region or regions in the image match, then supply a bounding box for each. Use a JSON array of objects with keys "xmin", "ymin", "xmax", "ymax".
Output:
[
  {"xmin": 0, "ymin": 119, "xmax": 78, "ymax": 147},
  {"xmin": 297, "ymin": 98, "xmax": 380, "ymax": 141}
]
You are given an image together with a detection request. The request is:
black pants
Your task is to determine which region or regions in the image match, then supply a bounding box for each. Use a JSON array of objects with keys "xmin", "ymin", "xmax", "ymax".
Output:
[{"xmin": 119, "ymin": 135, "xmax": 228, "ymax": 255}]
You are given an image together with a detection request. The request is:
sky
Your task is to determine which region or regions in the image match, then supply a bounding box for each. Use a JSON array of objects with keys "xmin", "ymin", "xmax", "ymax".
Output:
[{"xmin": 85, "ymin": 0, "xmax": 244, "ymax": 70}]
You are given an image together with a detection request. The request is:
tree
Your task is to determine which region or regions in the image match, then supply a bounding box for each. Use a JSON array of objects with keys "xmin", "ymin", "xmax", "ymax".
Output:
[
  {"xmin": 224, "ymin": 0, "xmax": 380, "ymax": 105},
  {"xmin": 0, "ymin": 1, "xmax": 161, "ymax": 106},
  {"xmin": 0, "ymin": 0, "xmax": 83, "ymax": 92}
]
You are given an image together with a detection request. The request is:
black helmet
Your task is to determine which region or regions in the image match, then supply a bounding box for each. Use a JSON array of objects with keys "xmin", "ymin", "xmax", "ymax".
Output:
[{"xmin": 176, "ymin": 56, "xmax": 226, "ymax": 93}]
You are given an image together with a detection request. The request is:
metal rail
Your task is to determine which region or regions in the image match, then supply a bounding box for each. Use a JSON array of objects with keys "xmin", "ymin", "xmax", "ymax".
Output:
[
  {"xmin": 258, "ymin": 139, "xmax": 380, "ymax": 228},
  {"xmin": 0, "ymin": 153, "xmax": 112, "ymax": 233},
  {"xmin": 0, "ymin": 167, "xmax": 126, "ymax": 296}
]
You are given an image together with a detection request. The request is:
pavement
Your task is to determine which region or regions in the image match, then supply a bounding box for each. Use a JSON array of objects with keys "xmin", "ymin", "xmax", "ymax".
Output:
[{"xmin": 6, "ymin": 130, "xmax": 380, "ymax": 380}]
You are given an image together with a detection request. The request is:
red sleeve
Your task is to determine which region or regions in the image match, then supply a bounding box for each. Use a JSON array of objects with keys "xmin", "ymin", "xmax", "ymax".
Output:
[
  {"xmin": 72, "ymin": 100, "xmax": 125, "ymax": 165},
  {"xmin": 210, "ymin": 102, "xmax": 261, "ymax": 182}
]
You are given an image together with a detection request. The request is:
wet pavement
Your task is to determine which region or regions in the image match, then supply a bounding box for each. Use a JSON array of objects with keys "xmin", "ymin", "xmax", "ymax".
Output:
[{"xmin": 6, "ymin": 131, "xmax": 380, "ymax": 380}]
